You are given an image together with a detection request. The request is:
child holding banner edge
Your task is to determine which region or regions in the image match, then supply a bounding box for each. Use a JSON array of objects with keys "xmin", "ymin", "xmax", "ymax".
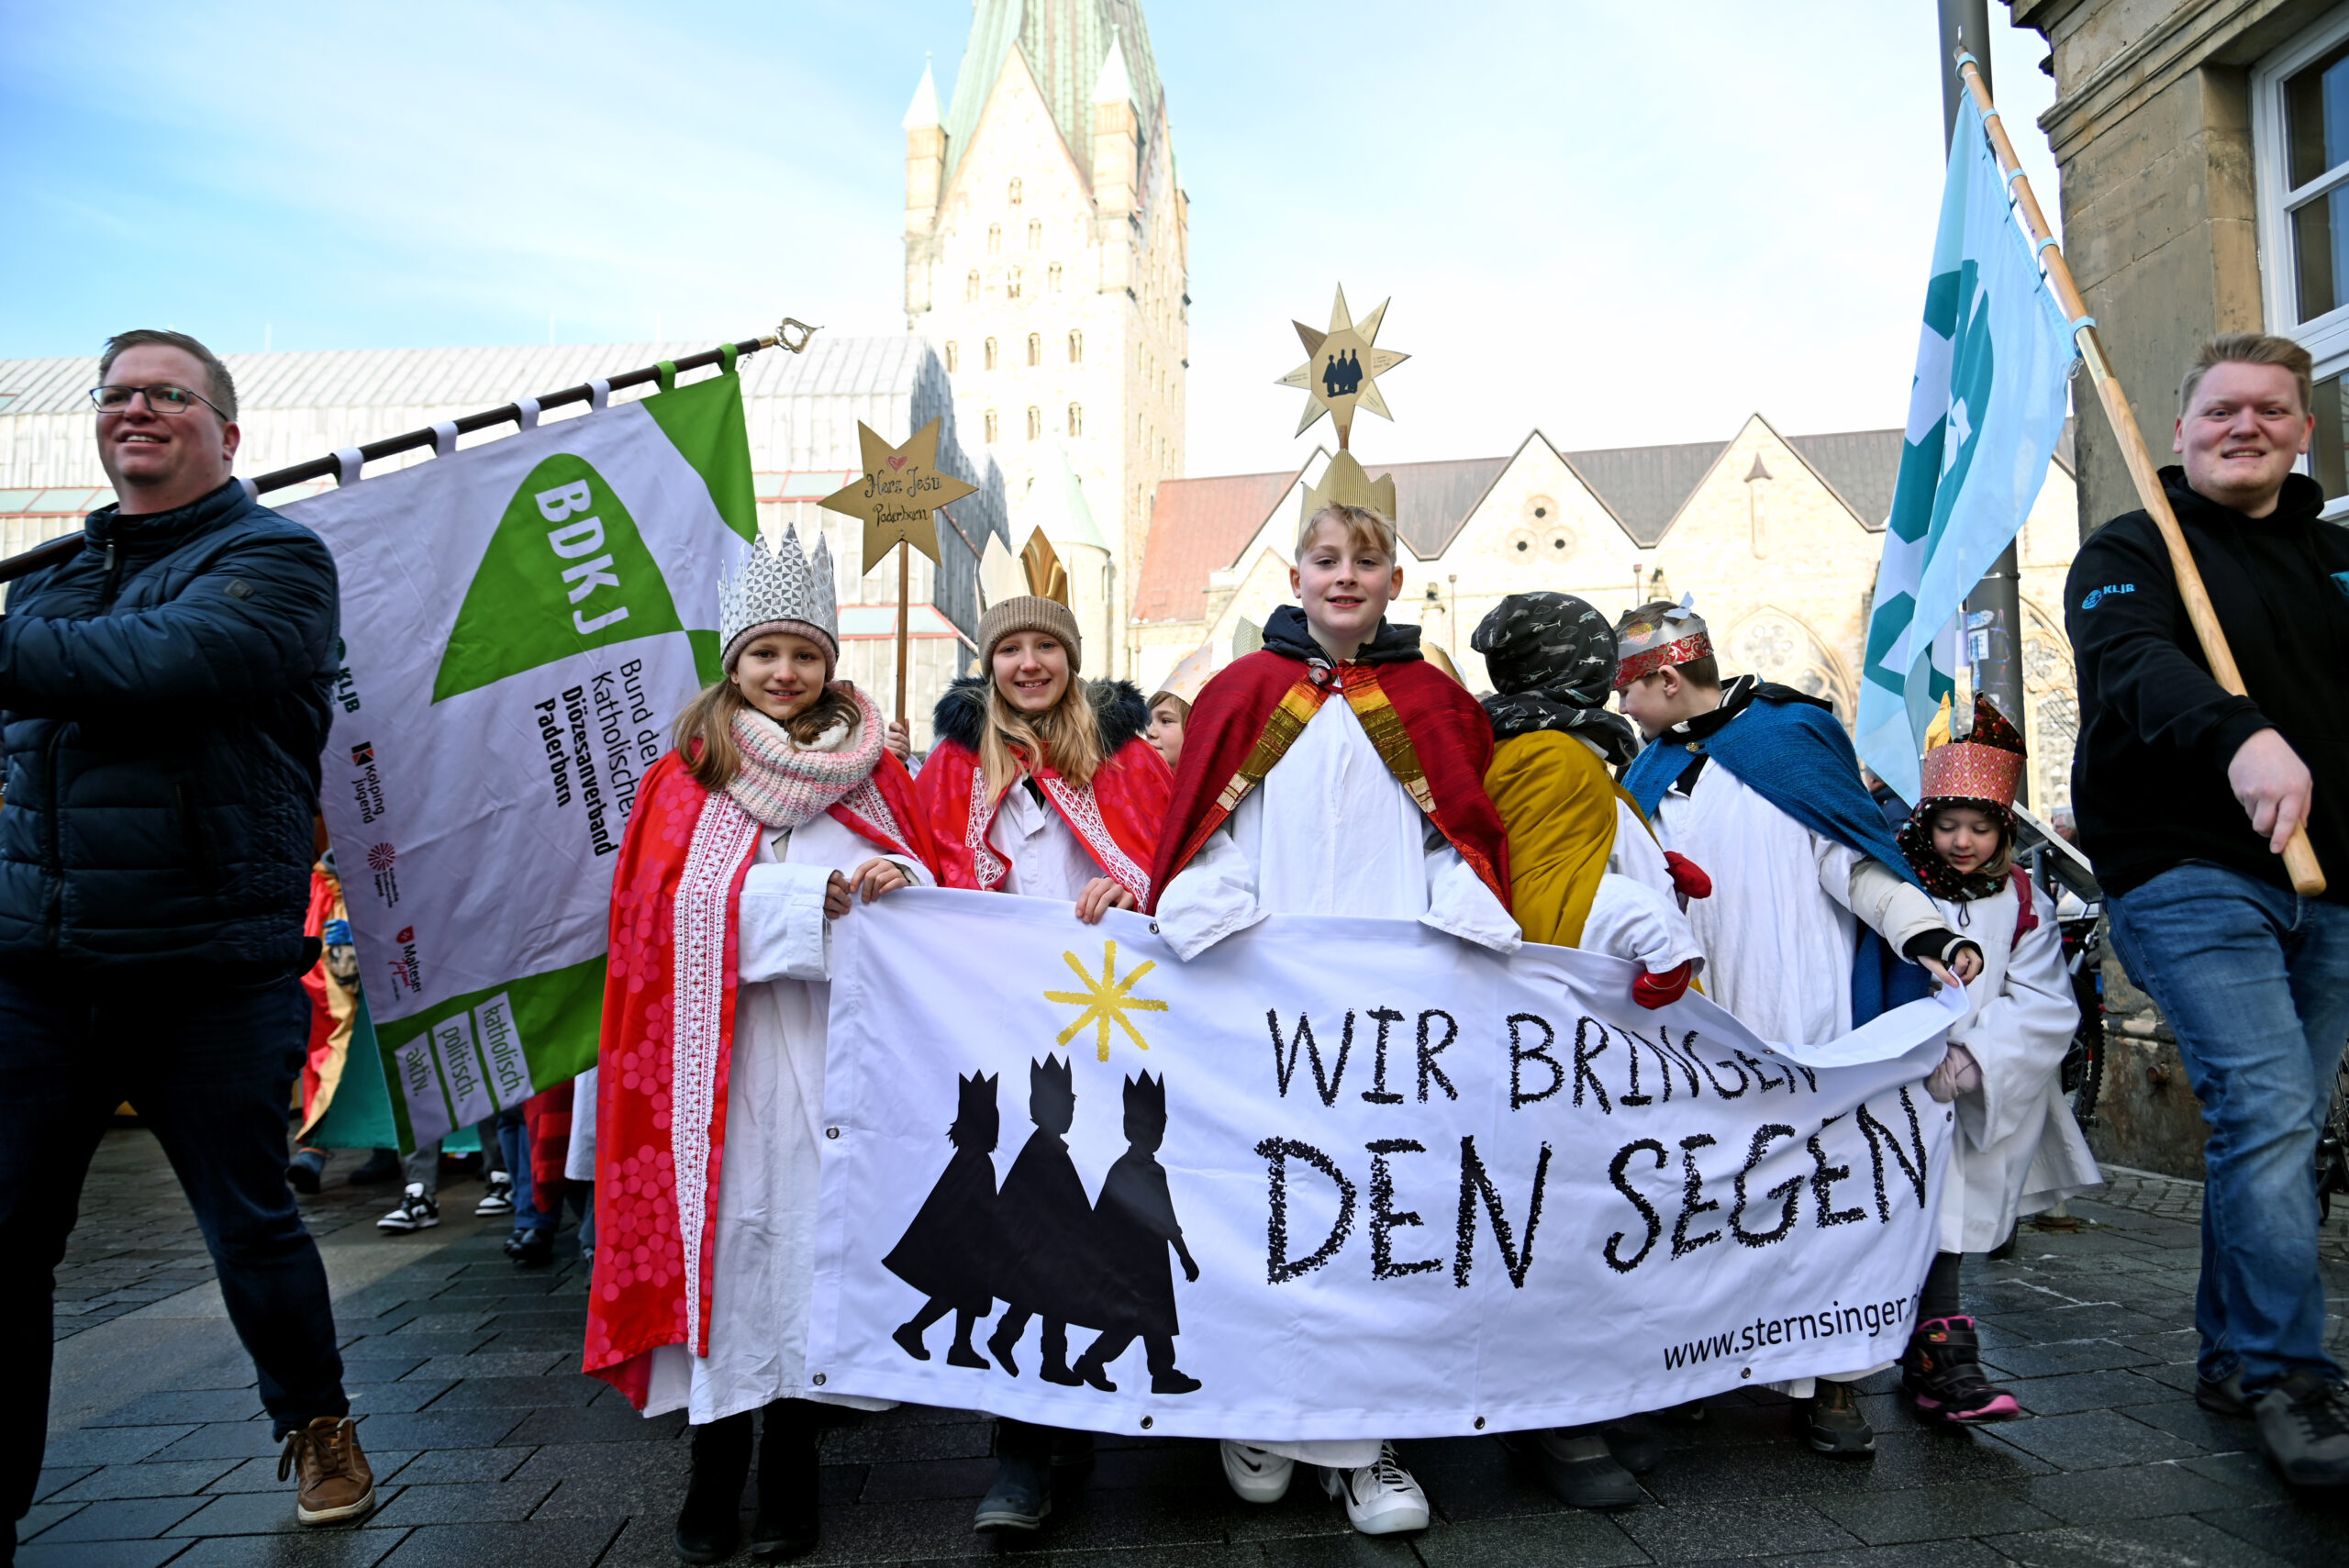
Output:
[
  {"xmin": 910, "ymin": 579, "xmax": 1170, "ymax": 1537},
  {"xmin": 1148, "ymin": 473, "xmax": 1519, "ymax": 1537},
  {"xmin": 582, "ymin": 526, "xmax": 939, "ymax": 1565}
]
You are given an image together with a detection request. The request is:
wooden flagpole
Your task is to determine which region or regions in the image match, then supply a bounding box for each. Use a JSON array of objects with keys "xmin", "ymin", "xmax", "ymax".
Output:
[{"xmin": 1955, "ymin": 51, "xmax": 2326, "ymax": 896}]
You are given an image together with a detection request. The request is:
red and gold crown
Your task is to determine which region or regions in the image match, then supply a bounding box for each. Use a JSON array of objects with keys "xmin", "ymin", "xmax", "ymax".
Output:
[
  {"xmin": 1612, "ymin": 598, "xmax": 1711, "ymax": 689},
  {"xmin": 1918, "ymin": 695, "xmax": 2026, "ymax": 807}
]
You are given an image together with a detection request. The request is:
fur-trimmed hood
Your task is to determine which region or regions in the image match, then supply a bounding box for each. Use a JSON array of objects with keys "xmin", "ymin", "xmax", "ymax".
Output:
[{"xmin": 931, "ymin": 675, "xmax": 1152, "ymax": 759}]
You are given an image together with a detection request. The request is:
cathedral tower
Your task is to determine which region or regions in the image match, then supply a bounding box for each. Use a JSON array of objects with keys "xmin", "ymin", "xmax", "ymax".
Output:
[{"xmin": 904, "ymin": 0, "xmax": 1188, "ymax": 679}]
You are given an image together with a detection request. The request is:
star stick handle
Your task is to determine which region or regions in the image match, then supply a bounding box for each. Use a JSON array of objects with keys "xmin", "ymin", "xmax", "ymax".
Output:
[
  {"xmin": 896, "ymin": 541, "xmax": 912, "ymax": 724},
  {"xmin": 1956, "ymin": 52, "xmax": 2324, "ymax": 895}
]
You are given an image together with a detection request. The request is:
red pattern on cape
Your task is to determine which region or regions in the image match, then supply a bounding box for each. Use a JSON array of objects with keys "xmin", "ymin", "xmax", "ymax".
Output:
[
  {"xmin": 1145, "ymin": 650, "xmax": 1512, "ymax": 913},
  {"xmin": 913, "ymin": 735, "xmax": 1171, "ymax": 901},
  {"xmin": 582, "ymin": 745, "xmax": 937, "ymax": 1408}
]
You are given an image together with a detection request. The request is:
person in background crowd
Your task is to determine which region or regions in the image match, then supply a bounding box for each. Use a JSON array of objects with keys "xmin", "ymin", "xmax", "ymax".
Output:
[
  {"xmin": 913, "ymin": 584, "xmax": 1168, "ymax": 1537},
  {"xmin": 2066, "ymin": 332, "xmax": 2349, "ymax": 1487},
  {"xmin": 0, "ymin": 329, "xmax": 374, "ymax": 1543},
  {"xmin": 376, "ymin": 1110, "xmax": 518, "ymax": 1234},
  {"xmin": 1895, "ymin": 697, "xmax": 2098, "ymax": 1424},
  {"xmin": 1861, "ymin": 766, "xmax": 1912, "ymax": 834},
  {"xmin": 563, "ymin": 1065, "xmax": 598, "ymax": 1263},
  {"xmin": 584, "ymin": 527, "xmax": 937, "ymax": 1562},
  {"xmin": 1616, "ymin": 598, "xmax": 1980, "ymax": 1459},
  {"xmin": 289, "ymin": 851, "xmax": 362, "ymax": 1195},
  {"xmin": 1152, "ymin": 497, "xmax": 1518, "ymax": 1537},
  {"xmin": 1144, "ymin": 643, "xmax": 1213, "ymax": 774}
]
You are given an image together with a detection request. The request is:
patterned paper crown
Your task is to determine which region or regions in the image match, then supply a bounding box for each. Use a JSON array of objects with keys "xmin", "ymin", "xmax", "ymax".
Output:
[
  {"xmin": 1919, "ymin": 694, "xmax": 2027, "ymax": 808},
  {"xmin": 1612, "ymin": 596, "xmax": 1712, "ymax": 689},
  {"xmin": 718, "ymin": 523, "xmax": 839, "ymax": 673}
]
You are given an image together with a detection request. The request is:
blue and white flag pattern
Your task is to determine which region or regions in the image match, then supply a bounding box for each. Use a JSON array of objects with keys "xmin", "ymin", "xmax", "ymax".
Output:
[{"xmin": 1856, "ymin": 96, "xmax": 2077, "ymax": 804}]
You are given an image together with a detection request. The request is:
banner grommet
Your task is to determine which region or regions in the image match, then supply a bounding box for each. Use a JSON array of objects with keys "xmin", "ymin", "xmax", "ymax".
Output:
[{"xmin": 1140, "ymin": 1417, "xmax": 1153, "ymax": 1429}]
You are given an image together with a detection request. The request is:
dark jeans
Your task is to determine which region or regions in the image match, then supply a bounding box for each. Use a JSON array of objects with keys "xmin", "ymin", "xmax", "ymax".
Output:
[
  {"xmin": 0, "ymin": 969, "xmax": 349, "ymax": 1526},
  {"xmin": 2107, "ymin": 861, "xmax": 2349, "ymax": 1393}
]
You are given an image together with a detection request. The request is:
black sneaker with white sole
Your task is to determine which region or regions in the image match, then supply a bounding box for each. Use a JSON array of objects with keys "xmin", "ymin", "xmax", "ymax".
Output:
[{"xmin": 375, "ymin": 1183, "xmax": 439, "ymax": 1233}]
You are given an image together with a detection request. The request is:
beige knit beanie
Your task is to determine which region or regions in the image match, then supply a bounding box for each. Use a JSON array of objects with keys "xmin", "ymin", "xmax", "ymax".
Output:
[{"xmin": 978, "ymin": 595, "xmax": 1083, "ymax": 673}]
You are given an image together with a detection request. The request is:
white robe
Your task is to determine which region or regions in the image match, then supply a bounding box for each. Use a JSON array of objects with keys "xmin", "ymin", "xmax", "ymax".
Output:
[
  {"xmin": 987, "ymin": 776, "xmax": 1108, "ymax": 901},
  {"xmin": 1157, "ymin": 694, "xmax": 1519, "ymax": 1469},
  {"xmin": 643, "ymin": 809, "xmax": 928, "ymax": 1422},
  {"xmin": 1930, "ymin": 883, "xmax": 2101, "ymax": 1253}
]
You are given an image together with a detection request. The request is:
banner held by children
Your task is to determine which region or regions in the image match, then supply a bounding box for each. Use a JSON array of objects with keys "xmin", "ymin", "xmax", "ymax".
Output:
[
  {"xmin": 805, "ymin": 890, "xmax": 1966, "ymax": 1439},
  {"xmin": 295, "ymin": 366, "xmax": 759, "ymax": 1152}
]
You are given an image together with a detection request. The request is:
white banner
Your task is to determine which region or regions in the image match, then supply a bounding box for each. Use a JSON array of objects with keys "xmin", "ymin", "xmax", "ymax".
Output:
[
  {"xmin": 290, "ymin": 373, "xmax": 760, "ymax": 1149},
  {"xmin": 807, "ymin": 890, "xmax": 1965, "ymax": 1439}
]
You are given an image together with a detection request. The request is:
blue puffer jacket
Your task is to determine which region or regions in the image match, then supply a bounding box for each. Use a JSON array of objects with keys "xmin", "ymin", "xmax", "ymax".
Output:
[{"xmin": 0, "ymin": 480, "xmax": 339, "ymax": 977}]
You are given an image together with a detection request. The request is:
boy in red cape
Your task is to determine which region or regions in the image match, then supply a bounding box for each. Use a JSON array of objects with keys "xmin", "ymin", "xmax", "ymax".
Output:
[
  {"xmin": 1147, "ymin": 493, "xmax": 1519, "ymax": 1539},
  {"xmin": 584, "ymin": 526, "xmax": 939, "ymax": 1564}
]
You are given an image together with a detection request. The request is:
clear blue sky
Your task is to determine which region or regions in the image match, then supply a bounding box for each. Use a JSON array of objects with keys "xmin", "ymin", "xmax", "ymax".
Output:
[{"xmin": 0, "ymin": 1, "xmax": 2058, "ymax": 474}]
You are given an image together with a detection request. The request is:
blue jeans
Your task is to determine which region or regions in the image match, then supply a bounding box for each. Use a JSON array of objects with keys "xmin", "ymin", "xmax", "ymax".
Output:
[
  {"xmin": 2107, "ymin": 862, "xmax": 2349, "ymax": 1393},
  {"xmin": 497, "ymin": 1107, "xmax": 553, "ymax": 1237},
  {"xmin": 0, "ymin": 970, "xmax": 349, "ymax": 1526}
]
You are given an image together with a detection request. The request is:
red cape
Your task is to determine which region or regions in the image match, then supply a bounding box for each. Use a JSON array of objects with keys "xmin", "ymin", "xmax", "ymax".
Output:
[
  {"xmin": 583, "ymin": 742, "xmax": 936, "ymax": 1408},
  {"xmin": 1146, "ymin": 650, "xmax": 1510, "ymax": 913},
  {"xmin": 914, "ymin": 735, "xmax": 1171, "ymax": 905}
]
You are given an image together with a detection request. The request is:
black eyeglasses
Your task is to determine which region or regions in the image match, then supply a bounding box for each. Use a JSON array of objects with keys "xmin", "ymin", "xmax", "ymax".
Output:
[{"xmin": 89, "ymin": 383, "xmax": 230, "ymax": 420}]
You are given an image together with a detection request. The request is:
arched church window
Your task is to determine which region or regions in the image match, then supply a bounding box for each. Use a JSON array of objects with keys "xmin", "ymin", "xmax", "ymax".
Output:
[
  {"xmin": 1008, "ymin": 177, "xmax": 1023, "ymax": 206},
  {"xmin": 1027, "ymin": 406, "xmax": 1041, "ymax": 440},
  {"xmin": 944, "ymin": 342, "xmax": 958, "ymax": 373},
  {"xmin": 1068, "ymin": 402, "xmax": 1083, "ymax": 438},
  {"xmin": 985, "ymin": 338, "xmax": 998, "ymax": 370},
  {"xmin": 1026, "ymin": 333, "xmax": 1041, "ymax": 366},
  {"xmin": 1007, "ymin": 266, "xmax": 1022, "ymax": 299},
  {"xmin": 1049, "ymin": 261, "xmax": 1063, "ymax": 293},
  {"xmin": 988, "ymin": 224, "xmax": 1001, "ymax": 255},
  {"xmin": 964, "ymin": 271, "xmax": 980, "ymax": 303},
  {"xmin": 1067, "ymin": 329, "xmax": 1082, "ymax": 363},
  {"xmin": 1029, "ymin": 219, "xmax": 1042, "ymax": 250},
  {"xmin": 985, "ymin": 409, "xmax": 999, "ymax": 443}
]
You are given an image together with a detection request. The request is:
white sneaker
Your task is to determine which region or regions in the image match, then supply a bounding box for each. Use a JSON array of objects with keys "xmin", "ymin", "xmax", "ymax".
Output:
[
  {"xmin": 473, "ymin": 1171, "xmax": 515, "ymax": 1217},
  {"xmin": 1320, "ymin": 1442, "xmax": 1430, "ymax": 1535},
  {"xmin": 376, "ymin": 1183, "xmax": 440, "ymax": 1233},
  {"xmin": 1219, "ymin": 1440, "xmax": 1294, "ymax": 1503}
]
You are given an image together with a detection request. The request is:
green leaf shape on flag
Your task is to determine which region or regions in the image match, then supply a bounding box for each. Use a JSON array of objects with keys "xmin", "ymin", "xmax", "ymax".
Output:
[
  {"xmin": 644, "ymin": 370, "xmax": 761, "ymax": 546},
  {"xmin": 432, "ymin": 452, "xmax": 688, "ymax": 702}
]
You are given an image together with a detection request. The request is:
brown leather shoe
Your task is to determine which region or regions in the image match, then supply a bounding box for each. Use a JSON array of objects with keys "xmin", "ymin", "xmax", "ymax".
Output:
[{"xmin": 278, "ymin": 1416, "xmax": 376, "ymax": 1525}]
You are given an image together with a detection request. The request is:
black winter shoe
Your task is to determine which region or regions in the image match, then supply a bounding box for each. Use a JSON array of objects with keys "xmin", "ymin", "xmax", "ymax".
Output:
[
  {"xmin": 1600, "ymin": 1412, "xmax": 1664, "ymax": 1473},
  {"xmin": 1901, "ymin": 1317, "xmax": 2021, "ymax": 1424},
  {"xmin": 974, "ymin": 1451, "xmax": 1050, "ymax": 1532},
  {"xmin": 675, "ymin": 1413, "xmax": 751, "ymax": 1563},
  {"xmin": 505, "ymin": 1229, "xmax": 555, "ymax": 1269},
  {"xmin": 287, "ymin": 1147, "xmax": 327, "ymax": 1195},
  {"xmin": 1501, "ymin": 1428, "xmax": 1641, "ymax": 1508},
  {"xmin": 2254, "ymin": 1369, "xmax": 2349, "ymax": 1488},
  {"xmin": 2197, "ymin": 1371, "xmax": 2250, "ymax": 1418},
  {"xmin": 749, "ymin": 1400, "xmax": 819, "ymax": 1560},
  {"xmin": 1805, "ymin": 1380, "xmax": 1876, "ymax": 1457}
]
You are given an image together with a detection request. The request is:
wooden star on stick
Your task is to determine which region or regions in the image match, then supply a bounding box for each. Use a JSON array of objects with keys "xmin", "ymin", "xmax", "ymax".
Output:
[
  {"xmin": 1275, "ymin": 285, "xmax": 1410, "ymax": 447},
  {"xmin": 818, "ymin": 417, "xmax": 976, "ymax": 572}
]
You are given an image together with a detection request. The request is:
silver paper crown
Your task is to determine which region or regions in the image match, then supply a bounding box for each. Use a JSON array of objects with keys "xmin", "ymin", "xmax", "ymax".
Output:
[{"xmin": 718, "ymin": 523, "xmax": 839, "ymax": 668}]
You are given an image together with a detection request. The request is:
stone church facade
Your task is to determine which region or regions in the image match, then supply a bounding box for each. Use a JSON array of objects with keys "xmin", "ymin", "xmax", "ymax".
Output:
[{"xmin": 902, "ymin": 0, "xmax": 1188, "ymax": 681}]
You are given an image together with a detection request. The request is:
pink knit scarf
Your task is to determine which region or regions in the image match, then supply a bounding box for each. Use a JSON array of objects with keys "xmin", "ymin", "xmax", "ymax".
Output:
[{"xmin": 725, "ymin": 686, "xmax": 885, "ymax": 830}]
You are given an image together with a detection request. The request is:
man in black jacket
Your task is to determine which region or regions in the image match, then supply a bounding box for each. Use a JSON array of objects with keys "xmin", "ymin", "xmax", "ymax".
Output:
[
  {"xmin": 2067, "ymin": 332, "xmax": 2349, "ymax": 1487},
  {"xmin": 0, "ymin": 330, "xmax": 374, "ymax": 1546}
]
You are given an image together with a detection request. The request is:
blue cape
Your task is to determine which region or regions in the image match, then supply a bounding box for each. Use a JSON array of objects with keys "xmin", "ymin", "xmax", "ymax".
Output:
[{"xmin": 1623, "ymin": 693, "xmax": 1931, "ymax": 1026}]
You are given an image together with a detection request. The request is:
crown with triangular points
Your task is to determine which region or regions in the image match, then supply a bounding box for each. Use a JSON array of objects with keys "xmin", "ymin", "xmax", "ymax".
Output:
[{"xmin": 719, "ymin": 523, "xmax": 839, "ymax": 673}]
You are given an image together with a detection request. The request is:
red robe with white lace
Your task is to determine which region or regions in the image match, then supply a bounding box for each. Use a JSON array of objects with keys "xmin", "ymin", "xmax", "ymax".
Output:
[
  {"xmin": 912, "ymin": 735, "xmax": 1171, "ymax": 905},
  {"xmin": 582, "ymin": 740, "xmax": 937, "ymax": 1409}
]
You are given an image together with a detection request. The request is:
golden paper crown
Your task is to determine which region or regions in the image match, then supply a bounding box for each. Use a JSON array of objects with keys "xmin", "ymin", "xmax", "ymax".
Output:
[{"xmin": 1303, "ymin": 450, "xmax": 1397, "ymax": 524}]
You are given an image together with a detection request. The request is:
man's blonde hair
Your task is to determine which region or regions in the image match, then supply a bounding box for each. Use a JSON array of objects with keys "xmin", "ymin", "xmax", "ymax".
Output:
[
  {"xmin": 2180, "ymin": 332, "xmax": 2314, "ymax": 417},
  {"xmin": 1296, "ymin": 502, "xmax": 1397, "ymax": 562}
]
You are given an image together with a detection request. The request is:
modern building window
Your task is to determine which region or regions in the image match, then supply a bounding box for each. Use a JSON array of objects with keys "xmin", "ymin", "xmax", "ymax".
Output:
[
  {"xmin": 985, "ymin": 409, "xmax": 999, "ymax": 443},
  {"xmin": 1027, "ymin": 406, "xmax": 1041, "ymax": 440},
  {"xmin": 944, "ymin": 342, "xmax": 958, "ymax": 373},
  {"xmin": 1026, "ymin": 333, "xmax": 1041, "ymax": 366},
  {"xmin": 1068, "ymin": 402, "xmax": 1083, "ymax": 437},
  {"xmin": 985, "ymin": 338, "xmax": 998, "ymax": 370},
  {"xmin": 988, "ymin": 223, "xmax": 1001, "ymax": 255},
  {"xmin": 1049, "ymin": 261, "xmax": 1063, "ymax": 293},
  {"xmin": 1029, "ymin": 219, "xmax": 1042, "ymax": 250},
  {"xmin": 1008, "ymin": 177, "xmax": 1022, "ymax": 206},
  {"xmin": 2256, "ymin": 7, "xmax": 2349, "ymax": 511},
  {"xmin": 964, "ymin": 271, "xmax": 981, "ymax": 303},
  {"xmin": 1068, "ymin": 329, "xmax": 1082, "ymax": 363}
]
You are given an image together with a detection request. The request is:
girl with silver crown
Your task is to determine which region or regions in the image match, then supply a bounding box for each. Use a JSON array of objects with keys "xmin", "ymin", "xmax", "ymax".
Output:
[{"xmin": 582, "ymin": 525, "xmax": 941, "ymax": 1564}]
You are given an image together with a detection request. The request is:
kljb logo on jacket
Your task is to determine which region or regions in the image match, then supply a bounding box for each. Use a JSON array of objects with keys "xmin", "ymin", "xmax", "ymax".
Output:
[{"xmin": 2079, "ymin": 583, "xmax": 2136, "ymax": 611}]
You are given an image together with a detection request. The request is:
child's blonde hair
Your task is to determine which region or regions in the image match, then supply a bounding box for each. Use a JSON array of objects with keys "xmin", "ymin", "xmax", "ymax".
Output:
[
  {"xmin": 979, "ymin": 673, "xmax": 1103, "ymax": 803},
  {"xmin": 1296, "ymin": 502, "xmax": 1397, "ymax": 562}
]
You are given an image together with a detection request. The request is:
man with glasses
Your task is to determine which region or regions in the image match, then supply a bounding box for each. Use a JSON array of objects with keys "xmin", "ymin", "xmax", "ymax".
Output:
[{"xmin": 0, "ymin": 329, "xmax": 375, "ymax": 1547}]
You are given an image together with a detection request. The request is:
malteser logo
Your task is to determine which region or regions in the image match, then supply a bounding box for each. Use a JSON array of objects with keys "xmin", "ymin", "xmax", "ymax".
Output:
[
  {"xmin": 367, "ymin": 841, "xmax": 400, "ymax": 908},
  {"xmin": 350, "ymin": 740, "xmax": 388, "ymax": 826},
  {"xmin": 386, "ymin": 924, "xmax": 423, "ymax": 995}
]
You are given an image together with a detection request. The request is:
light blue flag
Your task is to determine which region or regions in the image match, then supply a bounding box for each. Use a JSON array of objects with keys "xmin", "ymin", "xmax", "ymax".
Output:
[{"xmin": 1856, "ymin": 95, "xmax": 2078, "ymax": 805}]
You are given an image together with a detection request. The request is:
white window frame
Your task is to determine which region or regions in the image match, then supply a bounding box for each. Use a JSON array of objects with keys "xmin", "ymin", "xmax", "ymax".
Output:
[{"xmin": 2254, "ymin": 4, "xmax": 2349, "ymax": 515}]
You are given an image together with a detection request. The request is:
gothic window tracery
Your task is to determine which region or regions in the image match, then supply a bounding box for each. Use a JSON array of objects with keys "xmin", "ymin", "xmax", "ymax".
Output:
[
  {"xmin": 988, "ymin": 224, "xmax": 1001, "ymax": 254},
  {"xmin": 1068, "ymin": 403, "xmax": 1083, "ymax": 437},
  {"xmin": 1027, "ymin": 333, "xmax": 1041, "ymax": 366},
  {"xmin": 985, "ymin": 338, "xmax": 998, "ymax": 370}
]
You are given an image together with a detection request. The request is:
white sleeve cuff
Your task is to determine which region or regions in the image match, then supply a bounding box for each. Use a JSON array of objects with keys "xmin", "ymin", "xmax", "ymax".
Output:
[
  {"xmin": 1422, "ymin": 842, "xmax": 1522, "ymax": 954},
  {"xmin": 738, "ymin": 862, "xmax": 835, "ymax": 983},
  {"xmin": 1155, "ymin": 829, "xmax": 1265, "ymax": 962},
  {"xmin": 1582, "ymin": 873, "xmax": 1705, "ymax": 972}
]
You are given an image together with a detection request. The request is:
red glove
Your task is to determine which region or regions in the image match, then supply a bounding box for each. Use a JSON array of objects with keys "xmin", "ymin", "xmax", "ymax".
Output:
[
  {"xmin": 1632, "ymin": 959, "xmax": 1695, "ymax": 1010},
  {"xmin": 1663, "ymin": 851, "xmax": 1712, "ymax": 900}
]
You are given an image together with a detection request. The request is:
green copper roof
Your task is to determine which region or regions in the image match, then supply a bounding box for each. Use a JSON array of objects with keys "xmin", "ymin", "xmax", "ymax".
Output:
[{"xmin": 941, "ymin": 0, "xmax": 1163, "ymax": 193}]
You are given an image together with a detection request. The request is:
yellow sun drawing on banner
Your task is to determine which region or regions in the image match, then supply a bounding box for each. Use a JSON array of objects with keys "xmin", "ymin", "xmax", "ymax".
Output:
[{"xmin": 1044, "ymin": 940, "xmax": 1169, "ymax": 1062}]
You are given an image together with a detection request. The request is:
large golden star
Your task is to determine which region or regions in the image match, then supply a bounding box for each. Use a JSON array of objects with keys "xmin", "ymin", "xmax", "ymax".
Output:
[
  {"xmin": 1043, "ymin": 940, "xmax": 1169, "ymax": 1062},
  {"xmin": 818, "ymin": 417, "xmax": 977, "ymax": 572},
  {"xmin": 1275, "ymin": 285, "xmax": 1411, "ymax": 446}
]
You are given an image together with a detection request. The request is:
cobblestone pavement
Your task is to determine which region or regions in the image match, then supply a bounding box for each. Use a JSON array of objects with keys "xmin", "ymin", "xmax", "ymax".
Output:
[{"xmin": 21, "ymin": 1130, "xmax": 2349, "ymax": 1567}]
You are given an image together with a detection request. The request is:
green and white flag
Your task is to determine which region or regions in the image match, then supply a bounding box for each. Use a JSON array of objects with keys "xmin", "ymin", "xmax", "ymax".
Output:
[
  {"xmin": 1857, "ymin": 96, "xmax": 2077, "ymax": 803},
  {"xmin": 289, "ymin": 367, "xmax": 758, "ymax": 1151}
]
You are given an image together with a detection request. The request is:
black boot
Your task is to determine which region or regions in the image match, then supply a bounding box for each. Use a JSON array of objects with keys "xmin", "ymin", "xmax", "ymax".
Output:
[
  {"xmin": 750, "ymin": 1399, "xmax": 821, "ymax": 1561},
  {"xmin": 675, "ymin": 1412, "xmax": 751, "ymax": 1563}
]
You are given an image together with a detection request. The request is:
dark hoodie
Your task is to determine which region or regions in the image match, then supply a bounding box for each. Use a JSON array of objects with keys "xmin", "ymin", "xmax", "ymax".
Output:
[{"xmin": 2065, "ymin": 467, "xmax": 2349, "ymax": 902}]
